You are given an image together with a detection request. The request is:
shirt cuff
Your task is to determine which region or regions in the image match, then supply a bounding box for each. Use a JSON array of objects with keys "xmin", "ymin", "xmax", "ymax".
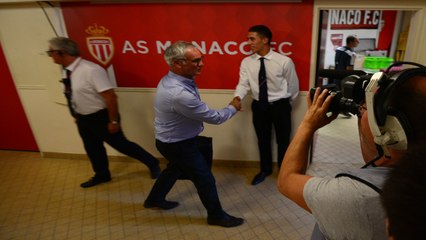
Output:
[{"xmin": 227, "ymin": 105, "xmax": 238, "ymax": 114}]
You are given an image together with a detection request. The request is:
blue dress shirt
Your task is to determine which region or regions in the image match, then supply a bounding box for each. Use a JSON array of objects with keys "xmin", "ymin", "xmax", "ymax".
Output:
[{"xmin": 155, "ymin": 71, "xmax": 237, "ymax": 143}]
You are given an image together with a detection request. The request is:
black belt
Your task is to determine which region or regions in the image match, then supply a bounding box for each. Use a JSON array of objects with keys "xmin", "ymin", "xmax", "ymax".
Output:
[
  {"xmin": 156, "ymin": 136, "xmax": 198, "ymax": 145},
  {"xmin": 75, "ymin": 109, "xmax": 107, "ymax": 120},
  {"xmin": 255, "ymin": 98, "xmax": 289, "ymax": 105}
]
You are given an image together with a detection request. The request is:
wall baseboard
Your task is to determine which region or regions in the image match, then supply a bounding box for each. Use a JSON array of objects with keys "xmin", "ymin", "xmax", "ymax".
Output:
[{"xmin": 42, "ymin": 152, "xmax": 260, "ymax": 168}]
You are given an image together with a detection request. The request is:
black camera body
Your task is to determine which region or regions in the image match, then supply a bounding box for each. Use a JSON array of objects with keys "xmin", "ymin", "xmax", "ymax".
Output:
[{"xmin": 310, "ymin": 74, "xmax": 372, "ymax": 115}]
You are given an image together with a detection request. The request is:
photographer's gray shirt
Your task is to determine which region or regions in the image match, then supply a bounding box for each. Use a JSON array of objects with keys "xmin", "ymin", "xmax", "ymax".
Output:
[{"xmin": 304, "ymin": 176, "xmax": 387, "ymax": 240}]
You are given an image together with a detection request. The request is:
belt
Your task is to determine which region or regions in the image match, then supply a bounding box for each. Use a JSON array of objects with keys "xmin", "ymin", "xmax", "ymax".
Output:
[
  {"xmin": 75, "ymin": 109, "xmax": 107, "ymax": 120},
  {"xmin": 156, "ymin": 136, "xmax": 198, "ymax": 145},
  {"xmin": 255, "ymin": 98, "xmax": 289, "ymax": 105}
]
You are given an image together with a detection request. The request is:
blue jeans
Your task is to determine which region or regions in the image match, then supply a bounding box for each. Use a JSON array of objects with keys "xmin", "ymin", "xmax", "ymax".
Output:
[{"xmin": 146, "ymin": 137, "xmax": 225, "ymax": 219}]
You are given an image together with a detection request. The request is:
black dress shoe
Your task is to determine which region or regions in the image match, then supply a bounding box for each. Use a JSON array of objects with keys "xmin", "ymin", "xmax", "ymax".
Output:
[
  {"xmin": 251, "ymin": 172, "xmax": 271, "ymax": 185},
  {"xmin": 207, "ymin": 213, "xmax": 244, "ymax": 227},
  {"xmin": 143, "ymin": 200, "xmax": 179, "ymax": 210},
  {"xmin": 149, "ymin": 165, "xmax": 161, "ymax": 179},
  {"xmin": 80, "ymin": 176, "xmax": 111, "ymax": 188}
]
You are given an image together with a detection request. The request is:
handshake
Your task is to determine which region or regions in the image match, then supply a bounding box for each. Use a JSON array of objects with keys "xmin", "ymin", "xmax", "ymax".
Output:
[{"xmin": 229, "ymin": 96, "xmax": 242, "ymax": 111}]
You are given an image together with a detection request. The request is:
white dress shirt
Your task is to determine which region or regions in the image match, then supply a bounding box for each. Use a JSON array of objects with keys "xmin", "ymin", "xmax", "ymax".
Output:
[
  {"xmin": 64, "ymin": 57, "xmax": 114, "ymax": 115},
  {"xmin": 235, "ymin": 49, "xmax": 299, "ymax": 102}
]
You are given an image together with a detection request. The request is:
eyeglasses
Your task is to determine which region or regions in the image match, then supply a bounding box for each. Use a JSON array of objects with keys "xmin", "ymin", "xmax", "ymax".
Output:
[
  {"xmin": 46, "ymin": 50, "xmax": 60, "ymax": 57},
  {"xmin": 176, "ymin": 57, "xmax": 204, "ymax": 66},
  {"xmin": 190, "ymin": 57, "xmax": 203, "ymax": 65}
]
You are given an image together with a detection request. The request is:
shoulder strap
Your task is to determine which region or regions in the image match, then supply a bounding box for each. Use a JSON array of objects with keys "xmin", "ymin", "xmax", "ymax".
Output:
[
  {"xmin": 335, "ymin": 167, "xmax": 392, "ymax": 194},
  {"xmin": 335, "ymin": 173, "xmax": 382, "ymax": 193}
]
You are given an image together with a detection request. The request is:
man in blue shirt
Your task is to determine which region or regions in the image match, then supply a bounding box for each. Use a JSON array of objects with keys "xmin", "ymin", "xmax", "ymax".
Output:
[
  {"xmin": 335, "ymin": 35, "xmax": 359, "ymax": 71},
  {"xmin": 144, "ymin": 41, "xmax": 244, "ymax": 228},
  {"xmin": 334, "ymin": 35, "xmax": 359, "ymax": 91}
]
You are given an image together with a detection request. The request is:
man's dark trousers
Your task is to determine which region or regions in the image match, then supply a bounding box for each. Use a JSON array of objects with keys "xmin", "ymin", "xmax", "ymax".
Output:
[
  {"xmin": 76, "ymin": 109, "xmax": 158, "ymax": 179},
  {"xmin": 251, "ymin": 98, "xmax": 292, "ymax": 172},
  {"xmin": 146, "ymin": 136, "xmax": 225, "ymax": 219}
]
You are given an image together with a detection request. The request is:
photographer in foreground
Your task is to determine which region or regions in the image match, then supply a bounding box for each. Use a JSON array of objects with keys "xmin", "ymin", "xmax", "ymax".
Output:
[{"xmin": 277, "ymin": 65, "xmax": 426, "ymax": 239}]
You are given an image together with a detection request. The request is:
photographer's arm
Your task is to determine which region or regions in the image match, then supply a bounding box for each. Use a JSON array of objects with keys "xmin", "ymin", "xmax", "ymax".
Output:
[{"xmin": 277, "ymin": 88, "xmax": 338, "ymax": 213}]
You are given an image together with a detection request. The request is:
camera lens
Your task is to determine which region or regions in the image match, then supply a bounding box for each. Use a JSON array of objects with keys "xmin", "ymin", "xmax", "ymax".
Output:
[{"xmin": 309, "ymin": 87, "xmax": 360, "ymax": 115}]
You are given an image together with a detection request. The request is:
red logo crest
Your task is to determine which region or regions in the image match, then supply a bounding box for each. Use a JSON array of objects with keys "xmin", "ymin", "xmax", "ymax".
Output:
[{"xmin": 85, "ymin": 24, "xmax": 114, "ymax": 66}]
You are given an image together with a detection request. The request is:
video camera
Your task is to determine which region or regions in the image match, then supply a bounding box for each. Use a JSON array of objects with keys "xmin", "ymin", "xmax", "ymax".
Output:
[
  {"xmin": 312, "ymin": 69, "xmax": 372, "ymax": 115},
  {"xmin": 314, "ymin": 62, "xmax": 426, "ymax": 155}
]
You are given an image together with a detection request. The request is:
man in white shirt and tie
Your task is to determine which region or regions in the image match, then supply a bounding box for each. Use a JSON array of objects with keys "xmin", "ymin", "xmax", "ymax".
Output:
[
  {"xmin": 47, "ymin": 37, "xmax": 161, "ymax": 188},
  {"xmin": 234, "ymin": 25, "xmax": 299, "ymax": 185}
]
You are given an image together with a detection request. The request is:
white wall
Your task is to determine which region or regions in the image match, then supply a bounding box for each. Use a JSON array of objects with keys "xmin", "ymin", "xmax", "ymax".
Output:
[
  {"xmin": 1, "ymin": 0, "xmax": 426, "ymax": 162},
  {"xmin": 0, "ymin": 2, "xmax": 306, "ymax": 162}
]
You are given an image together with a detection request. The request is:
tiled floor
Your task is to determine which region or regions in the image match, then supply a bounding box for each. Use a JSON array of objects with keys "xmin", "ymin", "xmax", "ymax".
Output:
[{"xmin": 0, "ymin": 115, "xmax": 364, "ymax": 240}]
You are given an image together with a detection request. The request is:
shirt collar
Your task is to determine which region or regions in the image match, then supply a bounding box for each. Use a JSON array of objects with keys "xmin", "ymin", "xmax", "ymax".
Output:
[
  {"xmin": 255, "ymin": 49, "xmax": 273, "ymax": 61},
  {"xmin": 168, "ymin": 71, "xmax": 195, "ymax": 85},
  {"xmin": 65, "ymin": 57, "xmax": 82, "ymax": 72}
]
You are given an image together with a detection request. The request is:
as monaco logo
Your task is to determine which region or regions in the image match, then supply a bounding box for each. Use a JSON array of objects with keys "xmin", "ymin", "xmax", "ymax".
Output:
[{"xmin": 85, "ymin": 24, "xmax": 114, "ymax": 66}]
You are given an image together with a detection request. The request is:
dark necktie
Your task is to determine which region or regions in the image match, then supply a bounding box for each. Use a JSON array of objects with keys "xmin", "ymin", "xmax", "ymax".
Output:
[
  {"xmin": 258, "ymin": 57, "xmax": 268, "ymax": 108},
  {"xmin": 62, "ymin": 69, "xmax": 76, "ymax": 117}
]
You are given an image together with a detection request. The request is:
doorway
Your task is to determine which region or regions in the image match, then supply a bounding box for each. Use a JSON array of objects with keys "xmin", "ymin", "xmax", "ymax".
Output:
[
  {"xmin": 311, "ymin": 9, "xmax": 415, "ymax": 166},
  {"xmin": 315, "ymin": 9, "xmax": 413, "ymax": 88},
  {"xmin": 0, "ymin": 43, "xmax": 38, "ymax": 151}
]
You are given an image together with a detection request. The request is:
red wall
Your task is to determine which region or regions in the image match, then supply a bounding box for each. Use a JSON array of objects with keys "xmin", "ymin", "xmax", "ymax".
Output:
[
  {"xmin": 61, "ymin": 1, "xmax": 314, "ymax": 91},
  {"xmin": 377, "ymin": 11, "xmax": 397, "ymax": 53},
  {"xmin": 0, "ymin": 42, "xmax": 38, "ymax": 151}
]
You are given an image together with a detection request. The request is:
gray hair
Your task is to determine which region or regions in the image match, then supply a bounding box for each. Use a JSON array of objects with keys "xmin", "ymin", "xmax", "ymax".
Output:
[
  {"xmin": 164, "ymin": 41, "xmax": 194, "ymax": 67},
  {"xmin": 48, "ymin": 37, "xmax": 80, "ymax": 57}
]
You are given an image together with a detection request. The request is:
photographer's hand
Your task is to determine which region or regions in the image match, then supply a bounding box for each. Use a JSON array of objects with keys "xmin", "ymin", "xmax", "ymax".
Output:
[{"xmin": 303, "ymin": 87, "xmax": 338, "ymax": 131}]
